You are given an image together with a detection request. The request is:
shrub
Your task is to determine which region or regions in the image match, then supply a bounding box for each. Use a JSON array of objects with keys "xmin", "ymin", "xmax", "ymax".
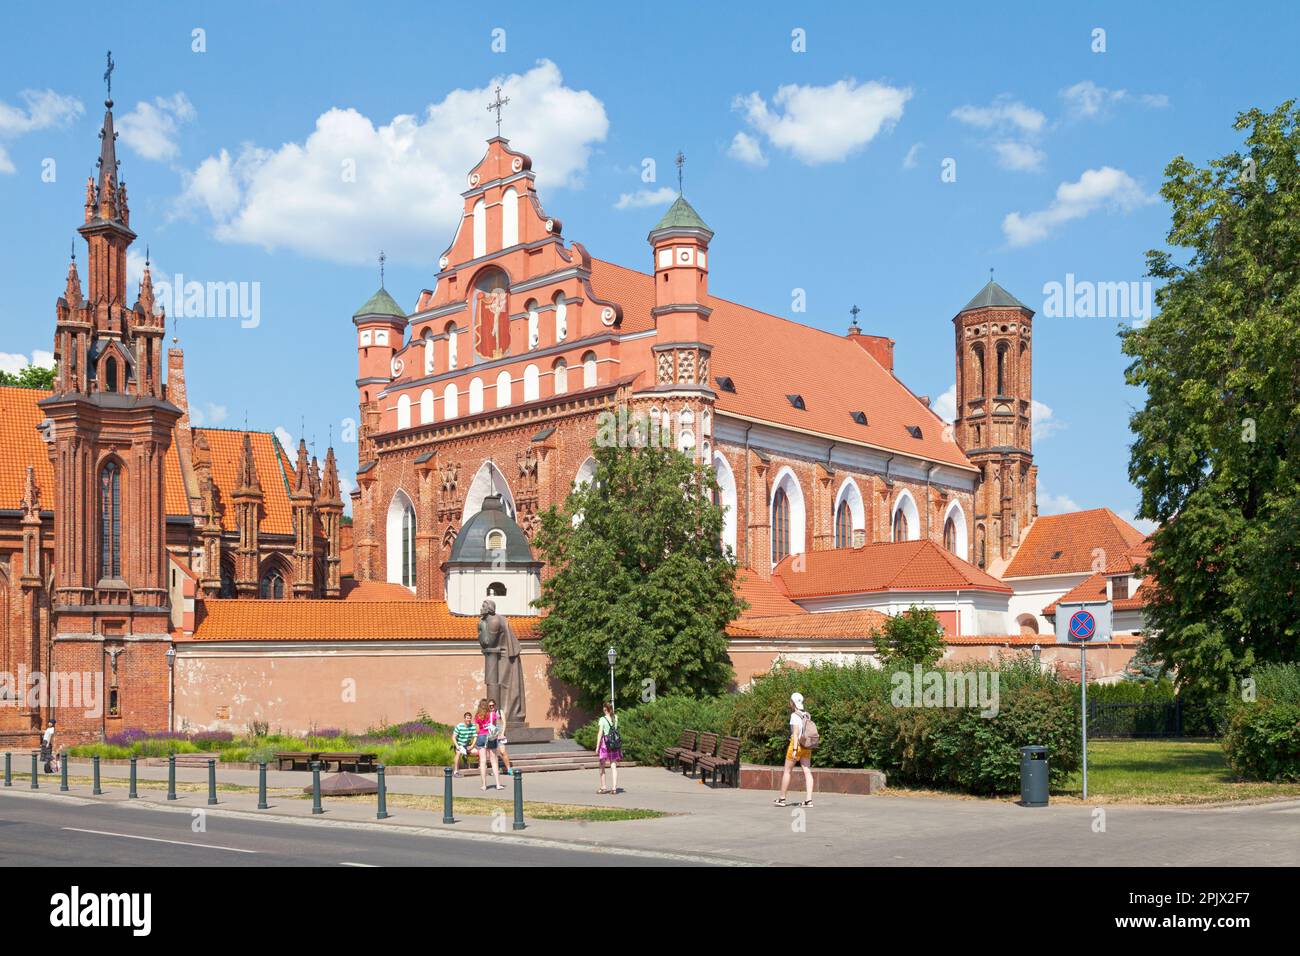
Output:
[
  {"xmin": 875, "ymin": 606, "xmax": 946, "ymax": 669},
  {"xmin": 1222, "ymin": 663, "xmax": 1300, "ymax": 781},
  {"xmin": 572, "ymin": 695, "xmax": 736, "ymax": 764},
  {"xmin": 375, "ymin": 736, "xmax": 456, "ymax": 767}
]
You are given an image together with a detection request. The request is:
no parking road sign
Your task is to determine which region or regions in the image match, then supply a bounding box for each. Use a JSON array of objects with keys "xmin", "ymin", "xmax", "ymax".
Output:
[{"xmin": 1055, "ymin": 601, "xmax": 1112, "ymax": 644}]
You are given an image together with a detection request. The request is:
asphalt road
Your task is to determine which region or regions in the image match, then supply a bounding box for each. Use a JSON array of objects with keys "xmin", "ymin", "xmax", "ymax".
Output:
[{"xmin": 0, "ymin": 792, "xmax": 698, "ymax": 867}]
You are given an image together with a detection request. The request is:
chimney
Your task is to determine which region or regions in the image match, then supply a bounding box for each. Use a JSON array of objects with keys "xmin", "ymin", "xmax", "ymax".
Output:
[{"xmin": 847, "ymin": 327, "xmax": 895, "ymax": 373}]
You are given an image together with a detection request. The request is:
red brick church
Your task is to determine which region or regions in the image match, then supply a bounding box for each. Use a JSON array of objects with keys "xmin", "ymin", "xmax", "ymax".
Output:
[{"xmin": 0, "ymin": 78, "xmax": 1147, "ymax": 746}]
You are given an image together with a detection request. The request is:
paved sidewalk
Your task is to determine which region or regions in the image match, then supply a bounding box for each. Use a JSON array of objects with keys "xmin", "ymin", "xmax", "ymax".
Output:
[{"xmin": 12, "ymin": 761, "xmax": 1299, "ymax": 866}]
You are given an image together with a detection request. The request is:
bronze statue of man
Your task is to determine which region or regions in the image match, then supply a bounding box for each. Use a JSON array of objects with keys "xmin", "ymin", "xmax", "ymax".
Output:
[{"xmin": 478, "ymin": 599, "xmax": 526, "ymax": 726}]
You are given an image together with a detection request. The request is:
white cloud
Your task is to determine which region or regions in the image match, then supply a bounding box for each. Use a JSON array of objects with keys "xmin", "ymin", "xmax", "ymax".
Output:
[
  {"xmin": 1060, "ymin": 82, "xmax": 1170, "ymax": 121},
  {"xmin": 992, "ymin": 141, "xmax": 1046, "ymax": 172},
  {"xmin": 0, "ymin": 89, "xmax": 84, "ymax": 136},
  {"xmin": 126, "ymin": 248, "xmax": 170, "ymax": 293},
  {"xmin": 613, "ymin": 186, "xmax": 676, "ymax": 210},
  {"xmin": 275, "ymin": 427, "xmax": 297, "ymax": 460},
  {"xmin": 1038, "ymin": 486, "xmax": 1081, "ymax": 515},
  {"xmin": 932, "ymin": 383, "xmax": 957, "ymax": 422},
  {"xmin": 1003, "ymin": 166, "xmax": 1153, "ymax": 247},
  {"xmin": 118, "ymin": 93, "xmax": 196, "ymax": 161},
  {"xmin": 0, "ymin": 350, "xmax": 55, "ymax": 374},
  {"xmin": 733, "ymin": 78, "xmax": 911, "ymax": 165},
  {"xmin": 727, "ymin": 131, "xmax": 767, "ymax": 167},
  {"xmin": 1139, "ymin": 93, "xmax": 1170, "ymax": 109},
  {"xmin": 1030, "ymin": 399, "xmax": 1064, "ymax": 441},
  {"xmin": 177, "ymin": 60, "xmax": 609, "ymax": 265},
  {"xmin": 190, "ymin": 401, "xmax": 228, "ymax": 427},
  {"xmin": 902, "ymin": 142, "xmax": 923, "ymax": 169},
  {"xmin": 0, "ymin": 146, "xmax": 13, "ymax": 175},
  {"xmin": 951, "ymin": 96, "xmax": 1045, "ymax": 134}
]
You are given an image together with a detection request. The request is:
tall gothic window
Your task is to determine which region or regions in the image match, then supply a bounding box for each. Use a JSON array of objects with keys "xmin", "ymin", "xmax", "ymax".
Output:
[
  {"xmin": 259, "ymin": 567, "xmax": 285, "ymax": 599},
  {"xmin": 99, "ymin": 461, "xmax": 122, "ymax": 579},
  {"xmin": 943, "ymin": 516, "xmax": 958, "ymax": 554},
  {"xmin": 996, "ymin": 342, "xmax": 1008, "ymax": 396},
  {"xmin": 219, "ymin": 561, "xmax": 236, "ymax": 597},
  {"xmin": 104, "ymin": 357, "xmax": 118, "ymax": 393},
  {"xmin": 835, "ymin": 499, "xmax": 853, "ymax": 549},
  {"xmin": 972, "ymin": 345, "xmax": 984, "ymax": 398},
  {"xmin": 772, "ymin": 487, "xmax": 791, "ymax": 563},
  {"xmin": 386, "ymin": 491, "xmax": 417, "ymax": 591},
  {"xmin": 401, "ymin": 503, "xmax": 416, "ymax": 588},
  {"xmin": 892, "ymin": 507, "xmax": 909, "ymax": 543}
]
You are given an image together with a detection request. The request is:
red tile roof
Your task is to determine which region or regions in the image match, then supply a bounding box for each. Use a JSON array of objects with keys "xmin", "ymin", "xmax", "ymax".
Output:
[
  {"xmin": 1043, "ymin": 540, "xmax": 1153, "ymax": 616},
  {"xmin": 588, "ymin": 259, "xmax": 974, "ymax": 469},
  {"xmin": 727, "ymin": 608, "xmax": 887, "ymax": 639},
  {"xmin": 1003, "ymin": 508, "xmax": 1146, "ymax": 579},
  {"xmin": 773, "ymin": 539, "xmax": 1012, "ymax": 599},
  {"xmin": 341, "ymin": 581, "xmax": 415, "ymax": 601},
  {"xmin": 734, "ymin": 569, "xmax": 804, "ymax": 617},
  {"xmin": 189, "ymin": 598, "xmax": 538, "ymax": 641},
  {"xmin": 0, "ymin": 387, "xmax": 53, "ymax": 510},
  {"xmin": 194, "ymin": 428, "xmax": 296, "ymax": 535}
]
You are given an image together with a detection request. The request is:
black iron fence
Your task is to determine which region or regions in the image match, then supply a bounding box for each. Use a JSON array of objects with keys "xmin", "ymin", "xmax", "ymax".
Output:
[{"xmin": 1085, "ymin": 699, "xmax": 1224, "ymax": 739}]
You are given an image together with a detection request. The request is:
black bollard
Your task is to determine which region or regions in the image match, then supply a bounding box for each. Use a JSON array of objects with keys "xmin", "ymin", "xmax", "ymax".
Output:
[
  {"xmin": 442, "ymin": 765, "xmax": 455, "ymax": 824},
  {"xmin": 30, "ymin": 751, "xmax": 38, "ymax": 789},
  {"xmin": 4, "ymin": 751, "xmax": 10, "ymax": 787},
  {"xmin": 92, "ymin": 755, "xmax": 103, "ymax": 795},
  {"xmin": 207, "ymin": 758, "xmax": 218, "ymax": 806},
  {"xmin": 512, "ymin": 769, "xmax": 525, "ymax": 830},
  {"xmin": 128, "ymin": 756, "xmax": 137, "ymax": 798},
  {"xmin": 310, "ymin": 761, "xmax": 323, "ymax": 814},
  {"xmin": 376, "ymin": 764, "xmax": 389, "ymax": 820},
  {"xmin": 60, "ymin": 752, "xmax": 69, "ymax": 792},
  {"xmin": 257, "ymin": 761, "xmax": 268, "ymax": 809},
  {"xmin": 166, "ymin": 753, "xmax": 177, "ymax": 801}
]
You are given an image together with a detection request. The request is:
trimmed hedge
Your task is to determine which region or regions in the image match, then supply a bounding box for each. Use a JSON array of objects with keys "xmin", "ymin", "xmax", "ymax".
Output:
[
  {"xmin": 1222, "ymin": 663, "xmax": 1300, "ymax": 781},
  {"xmin": 573, "ymin": 695, "xmax": 736, "ymax": 764}
]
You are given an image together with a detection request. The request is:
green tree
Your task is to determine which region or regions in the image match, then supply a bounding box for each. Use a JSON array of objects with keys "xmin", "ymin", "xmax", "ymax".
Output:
[
  {"xmin": 0, "ymin": 363, "xmax": 56, "ymax": 389},
  {"xmin": 1122, "ymin": 101, "xmax": 1300, "ymax": 693},
  {"xmin": 1121, "ymin": 637, "xmax": 1165, "ymax": 683},
  {"xmin": 875, "ymin": 605, "xmax": 946, "ymax": 669},
  {"xmin": 532, "ymin": 427, "xmax": 741, "ymax": 708}
]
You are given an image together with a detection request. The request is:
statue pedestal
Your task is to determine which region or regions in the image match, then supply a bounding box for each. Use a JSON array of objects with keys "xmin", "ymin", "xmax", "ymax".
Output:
[{"xmin": 503, "ymin": 726, "xmax": 554, "ymax": 744}]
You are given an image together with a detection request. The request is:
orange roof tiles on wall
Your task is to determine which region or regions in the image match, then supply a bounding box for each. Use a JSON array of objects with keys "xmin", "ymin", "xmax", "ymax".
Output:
[
  {"xmin": 774, "ymin": 539, "xmax": 1012, "ymax": 599},
  {"xmin": 727, "ymin": 608, "xmax": 887, "ymax": 639},
  {"xmin": 734, "ymin": 569, "xmax": 805, "ymax": 617},
  {"xmin": 1003, "ymin": 509, "xmax": 1146, "ymax": 578},
  {"xmin": 0, "ymin": 387, "xmax": 54, "ymax": 510},
  {"xmin": 190, "ymin": 598, "xmax": 538, "ymax": 641},
  {"xmin": 195, "ymin": 428, "xmax": 296, "ymax": 535}
]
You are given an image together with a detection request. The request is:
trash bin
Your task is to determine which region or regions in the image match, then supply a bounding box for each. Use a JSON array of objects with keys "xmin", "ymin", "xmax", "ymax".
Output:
[{"xmin": 1019, "ymin": 745, "xmax": 1049, "ymax": 807}]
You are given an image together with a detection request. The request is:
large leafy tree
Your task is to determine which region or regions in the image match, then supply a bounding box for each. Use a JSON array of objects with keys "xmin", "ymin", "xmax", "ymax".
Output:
[
  {"xmin": 1122, "ymin": 101, "xmax": 1300, "ymax": 693},
  {"xmin": 0, "ymin": 363, "xmax": 56, "ymax": 389},
  {"xmin": 532, "ymin": 429, "xmax": 741, "ymax": 708}
]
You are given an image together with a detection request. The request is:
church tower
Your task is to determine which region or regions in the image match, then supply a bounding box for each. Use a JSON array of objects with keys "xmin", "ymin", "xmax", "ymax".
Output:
[
  {"xmin": 951, "ymin": 280, "xmax": 1037, "ymax": 570},
  {"xmin": 39, "ymin": 65, "xmax": 182, "ymax": 733}
]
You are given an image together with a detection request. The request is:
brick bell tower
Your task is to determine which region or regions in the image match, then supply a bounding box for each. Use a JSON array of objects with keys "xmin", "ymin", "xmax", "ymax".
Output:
[
  {"xmin": 951, "ymin": 279, "xmax": 1037, "ymax": 571},
  {"xmin": 39, "ymin": 63, "xmax": 182, "ymax": 738}
]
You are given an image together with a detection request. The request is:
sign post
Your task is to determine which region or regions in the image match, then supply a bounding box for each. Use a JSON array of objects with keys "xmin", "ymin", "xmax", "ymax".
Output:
[{"xmin": 1056, "ymin": 601, "xmax": 1112, "ymax": 801}]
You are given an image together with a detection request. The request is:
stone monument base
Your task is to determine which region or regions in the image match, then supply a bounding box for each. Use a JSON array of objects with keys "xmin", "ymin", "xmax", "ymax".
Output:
[{"xmin": 502, "ymin": 725, "xmax": 555, "ymax": 744}]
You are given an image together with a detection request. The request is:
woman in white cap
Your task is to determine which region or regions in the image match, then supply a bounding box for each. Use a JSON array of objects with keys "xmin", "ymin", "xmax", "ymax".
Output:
[{"xmin": 774, "ymin": 692, "xmax": 814, "ymax": 807}]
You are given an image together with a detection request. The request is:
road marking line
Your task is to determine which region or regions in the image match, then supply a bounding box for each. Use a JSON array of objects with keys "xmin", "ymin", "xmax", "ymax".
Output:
[
  {"xmin": 339, "ymin": 861, "xmax": 377, "ymax": 867},
  {"xmin": 62, "ymin": 827, "xmax": 258, "ymax": 853}
]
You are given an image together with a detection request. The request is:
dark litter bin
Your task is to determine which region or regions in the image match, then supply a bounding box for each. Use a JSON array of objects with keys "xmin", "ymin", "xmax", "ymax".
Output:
[{"xmin": 1019, "ymin": 745, "xmax": 1049, "ymax": 807}]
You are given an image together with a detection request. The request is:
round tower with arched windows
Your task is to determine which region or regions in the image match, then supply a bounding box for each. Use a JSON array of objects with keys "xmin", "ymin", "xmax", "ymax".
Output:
[{"xmin": 952, "ymin": 280, "xmax": 1037, "ymax": 570}]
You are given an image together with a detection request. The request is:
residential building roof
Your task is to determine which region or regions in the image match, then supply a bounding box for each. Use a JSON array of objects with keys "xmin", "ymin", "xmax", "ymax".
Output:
[
  {"xmin": 1003, "ymin": 508, "xmax": 1147, "ymax": 578},
  {"xmin": 1043, "ymin": 540, "xmax": 1153, "ymax": 616},
  {"xmin": 773, "ymin": 539, "xmax": 1012, "ymax": 599}
]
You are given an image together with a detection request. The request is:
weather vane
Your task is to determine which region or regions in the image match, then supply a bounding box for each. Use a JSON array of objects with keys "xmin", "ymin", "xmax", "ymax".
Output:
[
  {"xmin": 487, "ymin": 86, "xmax": 510, "ymax": 137},
  {"xmin": 104, "ymin": 50, "xmax": 115, "ymax": 103},
  {"xmin": 675, "ymin": 150, "xmax": 685, "ymax": 193},
  {"xmin": 379, "ymin": 250, "xmax": 386, "ymax": 289}
]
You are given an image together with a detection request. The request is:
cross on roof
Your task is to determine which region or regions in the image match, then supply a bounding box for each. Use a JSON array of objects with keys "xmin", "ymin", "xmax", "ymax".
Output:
[
  {"xmin": 849, "ymin": 304, "xmax": 861, "ymax": 331},
  {"xmin": 487, "ymin": 86, "xmax": 510, "ymax": 136},
  {"xmin": 675, "ymin": 150, "xmax": 685, "ymax": 193},
  {"xmin": 378, "ymin": 250, "xmax": 386, "ymax": 288},
  {"xmin": 103, "ymin": 50, "xmax": 114, "ymax": 103}
]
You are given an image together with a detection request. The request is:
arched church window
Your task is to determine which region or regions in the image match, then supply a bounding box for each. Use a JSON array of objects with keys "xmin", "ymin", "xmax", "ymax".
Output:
[
  {"xmin": 420, "ymin": 389, "xmax": 434, "ymax": 424},
  {"xmin": 582, "ymin": 351, "xmax": 597, "ymax": 389},
  {"xmin": 396, "ymin": 394, "xmax": 411, "ymax": 430},
  {"xmin": 996, "ymin": 342, "xmax": 1009, "ymax": 396},
  {"xmin": 423, "ymin": 330, "xmax": 435, "ymax": 375},
  {"xmin": 443, "ymin": 382, "xmax": 459, "ymax": 419},
  {"xmin": 523, "ymin": 364, "xmax": 540, "ymax": 402},
  {"xmin": 772, "ymin": 487, "xmax": 791, "ymax": 563},
  {"xmin": 553, "ymin": 293, "xmax": 568, "ymax": 342},
  {"xmin": 487, "ymin": 582, "xmax": 507, "ymax": 597},
  {"xmin": 553, "ymin": 358, "xmax": 568, "ymax": 395},
  {"xmin": 472, "ymin": 199, "xmax": 487, "ymax": 258},
  {"xmin": 892, "ymin": 507, "xmax": 909, "ymax": 543},
  {"xmin": 835, "ymin": 499, "xmax": 853, "ymax": 549},
  {"xmin": 972, "ymin": 344, "xmax": 984, "ymax": 398},
  {"xmin": 469, "ymin": 377, "xmax": 485, "ymax": 414},
  {"xmin": 219, "ymin": 561, "xmax": 236, "ymax": 598},
  {"xmin": 526, "ymin": 300, "xmax": 540, "ymax": 350},
  {"xmin": 105, "ymin": 357, "xmax": 118, "ymax": 394},
  {"xmin": 496, "ymin": 370, "xmax": 512, "ymax": 408},
  {"xmin": 99, "ymin": 460, "xmax": 122, "ymax": 579},
  {"xmin": 259, "ymin": 567, "xmax": 285, "ymax": 599},
  {"xmin": 446, "ymin": 321, "xmax": 459, "ymax": 370},
  {"xmin": 502, "ymin": 187, "xmax": 519, "ymax": 247},
  {"xmin": 944, "ymin": 516, "xmax": 958, "ymax": 554},
  {"xmin": 486, "ymin": 529, "xmax": 507, "ymax": 552}
]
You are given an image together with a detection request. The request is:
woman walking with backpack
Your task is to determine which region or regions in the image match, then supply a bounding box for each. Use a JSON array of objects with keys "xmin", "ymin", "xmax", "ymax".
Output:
[
  {"xmin": 774, "ymin": 692, "xmax": 815, "ymax": 808},
  {"xmin": 596, "ymin": 701, "xmax": 622, "ymax": 795}
]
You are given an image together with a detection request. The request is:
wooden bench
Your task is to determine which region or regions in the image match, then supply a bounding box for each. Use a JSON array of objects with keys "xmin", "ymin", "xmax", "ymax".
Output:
[
  {"xmin": 662, "ymin": 730, "xmax": 699, "ymax": 769},
  {"xmin": 674, "ymin": 732, "xmax": 718, "ymax": 777},
  {"xmin": 697, "ymin": 736, "xmax": 742, "ymax": 788},
  {"xmin": 274, "ymin": 751, "xmax": 322, "ymax": 771},
  {"xmin": 316, "ymin": 752, "xmax": 379, "ymax": 773}
]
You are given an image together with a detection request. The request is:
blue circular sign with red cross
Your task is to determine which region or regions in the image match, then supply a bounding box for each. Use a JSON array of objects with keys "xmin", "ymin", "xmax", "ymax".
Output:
[{"xmin": 1068, "ymin": 610, "xmax": 1097, "ymax": 641}]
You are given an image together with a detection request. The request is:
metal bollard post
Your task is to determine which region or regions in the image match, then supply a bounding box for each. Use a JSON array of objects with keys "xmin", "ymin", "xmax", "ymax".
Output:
[
  {"xmin": 257, "ymin": 761, "xmax": 268, "ymax": 809},
  {"xmin": 207, "ymin": 758, "xmax": 218, "ymax": 805},
  {"xmin": 310, "ymin": 761, "xmax": 323, "ymax": 814},
  {"xmin": 166, "ymin": 753, "xmax": 177, "ymax": 800},
  {"xmin": 512, "ymin": 769, "xmax": 525, "ymax": 830},
  {"xmin": 442, "ymin": 765, "xmax": 455, "ymax": 824},
  {"xmin": 60, "ymin": 752, "xmax": 69, "ymax": 792},
  {"xmin": 376, "ymin": 764, "xmax": 389, "ymax": 820},
  {"xmin": 128, "ymin": 756, "xmax": 137, "ymax": 798},
  {"xmin": 30, "ymin": 751, "xmax": 38, "ymax": 789},
  {"xmin": 5, "ymin": 751, "xmax": 11, "ymax": 787},
  {"xmin": 92, "ymin": 755, "xmax": 103, "ymax": 795}
]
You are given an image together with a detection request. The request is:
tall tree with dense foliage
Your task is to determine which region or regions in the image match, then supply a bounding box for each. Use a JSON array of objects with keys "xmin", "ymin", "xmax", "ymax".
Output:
[
  {"xmin": 875, "ymin": 605, "xmax": 946, "ymax": 669},
  {"xmin": 0, "ymin": 363, "xmax": 56, "ymax": 389},
  {"xmin": 1122, "ymin": 101, "xmax": 1300, "ymax": 693},
  {"xmin": 532, "ymin": 426, "xmax": 741, "ymax": 707}
]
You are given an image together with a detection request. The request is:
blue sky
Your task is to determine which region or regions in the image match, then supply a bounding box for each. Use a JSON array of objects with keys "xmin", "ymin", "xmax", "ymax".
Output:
[{"xmin": 2, "ymin": 1, "xmax": 1296, "ymax": 525}]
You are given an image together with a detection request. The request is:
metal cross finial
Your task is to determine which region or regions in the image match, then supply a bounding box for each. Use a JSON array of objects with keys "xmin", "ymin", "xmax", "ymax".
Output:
[
  {"xmin": 849, "ymin": 304, "xmax": 861, "ymax": 330},
  {"xmin": 487, "ymin": 86, "xmax": 510, "ymax": 137},
  {"xmin": 104, "ymin": 51, "xmax": 115, "ymax": 104},
  {"xmin": 145, "ymin": 245, "xmax": 150, "ymax": 267},
  {"xmin": 675, "ymin": 150, "xmax": 685, "ymax": 193},
  {"xmin": 70, "ymin": 239, "xmax": 75, "ymax": 262},
  {"xmin": 379, "ymin": 250, "xmax": 386, "ymax": 289},
  {"xmin": 989, "ymin": 266, "xmax": 994, "ymax": 282}
]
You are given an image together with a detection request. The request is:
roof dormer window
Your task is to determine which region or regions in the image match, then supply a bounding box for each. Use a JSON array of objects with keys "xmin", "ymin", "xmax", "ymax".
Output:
[{"xmin": 786, "ymin": 394, "xmax": 805, "ymax": 410}]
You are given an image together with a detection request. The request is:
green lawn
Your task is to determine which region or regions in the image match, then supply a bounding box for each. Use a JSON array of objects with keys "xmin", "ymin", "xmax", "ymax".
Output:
[{"xmin": 1056, "ymin": 739, "xmax": 1300, "ymax": 804}]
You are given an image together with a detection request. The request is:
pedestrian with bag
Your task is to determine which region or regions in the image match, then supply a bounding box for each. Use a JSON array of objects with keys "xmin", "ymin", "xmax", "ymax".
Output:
[
  {"xmin": 774, "ymin": 692, "xmax": 816, "ymax": 808},
  {"xmin": 41, "ymin": 720, "xmax": 56, "ymax": 774},
  {"xmin": 488, "ymin": 698, "xmax": 513, "ymax": 776},
  {"xmin": 596, "ymin": 701, "xmax": 622, "ymax": 795},
  {"xmin": 473, "ymin": 698, "xmax": 502, "ymax": 791}
]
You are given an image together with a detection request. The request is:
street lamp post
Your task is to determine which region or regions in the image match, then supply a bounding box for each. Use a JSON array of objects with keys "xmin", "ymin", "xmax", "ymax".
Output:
[
  {"xmin": 606, "ymin": 646, "xmax": 617, "ymax": 708},
  {"xmin": 165, "ymin": 646, "xmax": 176, "ymax": 732}
]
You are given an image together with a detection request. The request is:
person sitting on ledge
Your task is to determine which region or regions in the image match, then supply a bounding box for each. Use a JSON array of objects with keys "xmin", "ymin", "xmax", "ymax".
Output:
[{"xmin": 451, "ymin": 712, "xmax": 478, "ymax": 777}]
